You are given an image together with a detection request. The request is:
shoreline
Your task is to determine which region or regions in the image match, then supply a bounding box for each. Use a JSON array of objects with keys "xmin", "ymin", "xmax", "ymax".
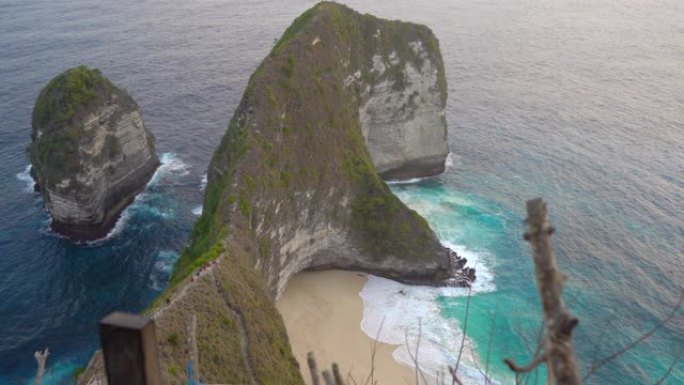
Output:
[{"xmin": 276, "ymin": 270, "xmax": 417, "ymax": 385}]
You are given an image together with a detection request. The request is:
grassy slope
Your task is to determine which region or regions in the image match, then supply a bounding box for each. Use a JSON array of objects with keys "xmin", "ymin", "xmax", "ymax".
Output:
[{"xmin": 150, "ymin": 2, "xmax": 449, "ymax": 384}]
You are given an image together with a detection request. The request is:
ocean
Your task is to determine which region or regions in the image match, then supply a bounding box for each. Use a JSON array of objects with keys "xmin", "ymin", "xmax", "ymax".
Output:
[{"xmin": 0, "ymin": 0, "xmax": 681, "ymax": 384}]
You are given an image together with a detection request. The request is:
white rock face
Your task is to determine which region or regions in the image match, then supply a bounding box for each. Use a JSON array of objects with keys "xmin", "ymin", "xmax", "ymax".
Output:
[{"xmin": 357, "ymin": 41, "xmax": 449, "ymax": 180}]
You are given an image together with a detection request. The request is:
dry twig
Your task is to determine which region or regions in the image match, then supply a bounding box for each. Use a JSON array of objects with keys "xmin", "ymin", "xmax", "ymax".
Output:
[{"xmin": 506, "ymin": 198, "xmax": 582, "ymax": 385}]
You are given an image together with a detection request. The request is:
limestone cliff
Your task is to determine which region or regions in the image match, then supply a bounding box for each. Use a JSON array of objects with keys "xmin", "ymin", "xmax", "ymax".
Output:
[
  {"xmin": 29, "ymin": 66, "xmax": 159, "ymax": 241},
  {"xmin": 357, "ymin": 25, "xmax": 449, "ymax": 180},
  {"xmin": 174, "ymin": 1, "xmax": 468, "ymax": 299},
  {"xmin": 79, "ymin": 3, "xmax": 469, "ymax": 385}
]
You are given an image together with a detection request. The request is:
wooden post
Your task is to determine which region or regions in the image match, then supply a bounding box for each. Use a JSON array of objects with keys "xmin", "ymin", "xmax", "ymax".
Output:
[
  {"xmin": 99, "ymin": 312, "xmax": 161, "ymax": 385},
  {"xmin": 525, "ymin": 198, "xmax": 581, "ymax": 385},
  {"xmin": 332, "ymin": 363, "xmax": 345, "ymax": 385},
  {"xmin": 188, "ymin": 314, "xmax": 200, "ymax": 384},
  {"xmin": 321, "ymin": 370, "xmax": 335, "ymax": 385},
  {"xmin": 307, "ymin": 352, "xmax": 321, "ymax": 385}
]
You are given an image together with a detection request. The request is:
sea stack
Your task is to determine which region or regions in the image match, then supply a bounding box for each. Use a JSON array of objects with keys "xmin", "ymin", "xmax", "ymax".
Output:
[{"xmin": 28, "ymin": 66, "xmax": 159, "ymax": 242}]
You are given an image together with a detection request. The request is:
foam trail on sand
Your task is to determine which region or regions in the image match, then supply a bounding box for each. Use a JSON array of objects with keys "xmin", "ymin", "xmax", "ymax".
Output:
[{"xmin": 360, "ymin": 271, "xmax": 499, "ymax": 385}]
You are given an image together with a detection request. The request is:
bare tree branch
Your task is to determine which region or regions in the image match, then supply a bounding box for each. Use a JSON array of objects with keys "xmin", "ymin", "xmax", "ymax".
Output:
[
  {"xmin": 447, "ymin": 365, "xmax": 463, "ymax": 385},
  {"xmin": 454, "ymin": 286, "xmax": 472, "ymax": 378},
  {"xmin": 484, "ymin": 306, "xmax": 498, "ymax": 384},
  {"xmin": 363, "ymin": 317, "xmax": 385, "ymax": 385},
  {"xmin": 403, "ymin": 319, "xmax": 429, "ymax": 385},
  {"xmin": 653, "ymin": 346, "xmax": 683, "ymax": 385},
  {"xmin": 505, "ymin": 354, "xmax": 548, "ymax": 373},
  {"xmin": 583, "ymin": 291, "xmax": 684, "ymax": 381},
  {"xmin": 521, "ymin": 198, "xmax": 582, "ymax": 385}
]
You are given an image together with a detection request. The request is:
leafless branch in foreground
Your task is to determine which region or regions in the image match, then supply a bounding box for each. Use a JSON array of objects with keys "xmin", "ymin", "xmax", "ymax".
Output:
[
  {"xmin": 453, "ymin": 286, "xmax": 472, "ymax": 377},
  {"xmin": 653, "ymin": 346, "xmax": 683, "ymax": 385},
  {"xmin": 505, "ymin": 198, "xmax": 582, "ymax": 385},
  {"xmin": 404, "ymin": 319, "xmax": 430, "ymax": 385},
  {"xmin": 505, "ymin": 353, "xmax": 547, "ymax": 374},
  {"xmin": 583, "ymin": 291, "xmax": 684, "ymax": 382},
  {"xmin": 484, "ymin": 306, "xmax": 498, "ymax": 384}
]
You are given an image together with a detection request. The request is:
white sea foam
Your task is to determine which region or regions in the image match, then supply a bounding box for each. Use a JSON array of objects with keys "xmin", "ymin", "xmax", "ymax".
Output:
[
  {"xmin": 200, "ymin": 173, "xmax": 208, "ymax": 192},
  {"xmin": 83, "ymin": 197, "xmax": 137, "ymax": 246},
  {"xmin": 16, "ymin": 165, "xmax": 36, "ymax": 193},
  {"xmin": 149, "ymin": 250, "xmax": 180, "ymax": 291},
  {"xmin": 386, "ymin": 177, "xmax": 426, "ymax": 185},
  {"xmin": 192, "ymin": 205, "xmax": 203, "ymax": 216},
  {"xmin": 91, "ymin": 153, "xmax": 190, "ymax": 242},
  {"xmin": 445, "ymin": 152, "xmax": 457, "ymax": 170},
  {"xmin": 149, "ymin": 152, "xmax": 191, "ymax": 185},
  {"xmin": 443, "ymin": 242, "xmax": 496, "ymax": 294},
  {"xmin": 360, "ymin": 274, "xmax": 500, "ymax": 384},
  {"xmin": 42, "ymin": 153, "xmax": 188, "ymax": 244},
  {"xmin": 359, "ymin": 242, "xmax": 498, "ymax": 385}
]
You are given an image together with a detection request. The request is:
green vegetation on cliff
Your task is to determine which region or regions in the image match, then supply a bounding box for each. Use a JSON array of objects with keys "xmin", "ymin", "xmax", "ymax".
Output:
[
  {"xmin": 32, "ymin": 66, "xmax": 110, "ymax": 130},
  {"xmin": 152, "ymin": 2, "xmax": 449, "ymax": 383},
  {"xmin": 28, "ymin": 66, "xmax": 129, "ymax": 188},
  {"xmin": 175, "ymin": 1, "xmax": 445, "ymax": 287}
]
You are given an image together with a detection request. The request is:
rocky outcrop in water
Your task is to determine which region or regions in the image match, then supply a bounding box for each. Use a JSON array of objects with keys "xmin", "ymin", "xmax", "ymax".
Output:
[{"xmin": 29, "ymin": 66, "xmax": 159, "ymax": 242}]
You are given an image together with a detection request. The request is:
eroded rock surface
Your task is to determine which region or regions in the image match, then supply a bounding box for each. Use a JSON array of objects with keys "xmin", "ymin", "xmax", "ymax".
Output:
[
  {"xmin": 80, "ymin": 3, "xmax": 467, "ymax": 384},
  {"xmin": 29, "ymin": 66, "xmax": 159, "ymax": 241},
  {"xmin": 358, "ymin": 40, "xmax": 449, "ymax": 180}
]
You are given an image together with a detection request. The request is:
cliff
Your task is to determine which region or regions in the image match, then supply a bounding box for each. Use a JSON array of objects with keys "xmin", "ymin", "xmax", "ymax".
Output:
[
  {"xmin": 357, "ymin": 20, "xmax": 449, "ymax": 180},
  {"xmin": 29, "ymin": 66, "xmax": 159, "ymax": 241},
  {"xmin": 79, "ymin": 3, "xmax": 470, "ymax": 384},
  {"xmin": 174, "ymin": 1, "xmax": 469, "ymax": 299}
]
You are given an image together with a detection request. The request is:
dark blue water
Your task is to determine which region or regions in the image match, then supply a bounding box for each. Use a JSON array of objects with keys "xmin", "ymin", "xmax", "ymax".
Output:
[{"xmin": 0, "ymin": 0, "xmax": 681, "ymax": 384}]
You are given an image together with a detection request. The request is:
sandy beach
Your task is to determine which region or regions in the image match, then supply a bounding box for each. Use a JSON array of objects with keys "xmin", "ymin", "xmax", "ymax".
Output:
[{"xmin": 277, "ymin": 270, "xmax": 417, "ymax": 385}]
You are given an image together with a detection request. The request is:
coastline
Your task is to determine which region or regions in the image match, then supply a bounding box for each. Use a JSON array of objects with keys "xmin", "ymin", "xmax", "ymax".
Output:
[{"xmin": 276, "ymin": 270, "xmax": 417, "ymax": 385}]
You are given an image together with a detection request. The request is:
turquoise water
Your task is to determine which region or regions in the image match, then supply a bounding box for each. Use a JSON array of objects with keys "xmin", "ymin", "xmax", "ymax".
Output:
[
  {"xmin": 389, "ymin": 177, "xmax": 682, "ymax": 384},
  {"xmin": 0, "ymin": 0, "xmax": 681, "ymax": 384}
]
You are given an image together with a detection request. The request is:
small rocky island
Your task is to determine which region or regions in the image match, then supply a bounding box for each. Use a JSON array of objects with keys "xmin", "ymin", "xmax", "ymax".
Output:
[{"xmin": 28, "ymin": 66, "xmax": 159, "ymax": 242}]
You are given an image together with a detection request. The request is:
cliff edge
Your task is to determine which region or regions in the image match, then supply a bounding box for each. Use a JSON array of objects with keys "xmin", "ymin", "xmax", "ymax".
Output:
[
  {"xmin": 29, "ymin": 66, "xmax": 159, "ymax": 241},
  {"xmin": 356, "ymin": 13, "xmax": 449, "ymax": 180},
  {"xmin": 175, "ymin": 1, "xmax": 468, "ymax": 299},
  {"xmin": 79, "ymin": 3, "xmax": 469, "ymax": 384}
]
